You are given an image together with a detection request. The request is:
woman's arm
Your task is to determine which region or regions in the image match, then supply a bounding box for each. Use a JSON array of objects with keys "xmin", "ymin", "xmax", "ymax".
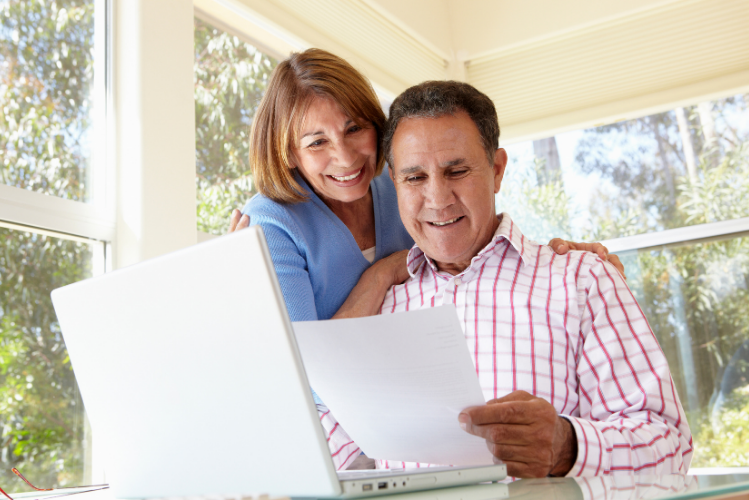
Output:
[{"xmin": 332, "ymin": 249, "xmax": 410, "ymax": 319}]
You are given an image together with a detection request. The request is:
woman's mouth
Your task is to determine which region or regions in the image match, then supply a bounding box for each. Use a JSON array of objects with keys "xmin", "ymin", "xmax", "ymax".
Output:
[{"xmin": 329, "ymin": 167, "xmax": 363, "ymax": 182}]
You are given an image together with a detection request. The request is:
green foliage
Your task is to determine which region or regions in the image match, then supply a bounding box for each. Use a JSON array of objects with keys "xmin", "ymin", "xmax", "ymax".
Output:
[
  {"xmin": 691, "ymin": 389, "xmax": 749, "ymax": 467},
  {"xmin": 678, "ymin": 143, "xmax": 749, "ymax": 225},
  {"xmin": 496, "ymin": 159, "xmax": 574, "ymax": 243},
  {"xmin": 194, "ymin": 18, "xmax": 277, "ymax": 234},
  {"xmin": 0, "ymin": 229, "xmax": 92, "ymax": 490},
  {"xmin": 0, "ymin": 0, "xmax": 94, "ymax": 201}
]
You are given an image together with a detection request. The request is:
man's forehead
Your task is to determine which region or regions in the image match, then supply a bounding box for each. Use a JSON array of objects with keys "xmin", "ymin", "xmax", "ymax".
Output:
[{"xmin": 391, "ymin": 113, "xmax": 484, "ymax": 168}]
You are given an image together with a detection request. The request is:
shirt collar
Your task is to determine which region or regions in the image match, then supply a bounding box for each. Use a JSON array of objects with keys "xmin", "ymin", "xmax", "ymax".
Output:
[{"xmin": 405, "ymin": 213, "xmax": 535, "ymax": 278}]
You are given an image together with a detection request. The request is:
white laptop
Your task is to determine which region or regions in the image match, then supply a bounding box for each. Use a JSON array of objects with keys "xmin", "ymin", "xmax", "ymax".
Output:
[{"xmin": 51, "ymin": 226, "xmax": 506, "ymax": 498}]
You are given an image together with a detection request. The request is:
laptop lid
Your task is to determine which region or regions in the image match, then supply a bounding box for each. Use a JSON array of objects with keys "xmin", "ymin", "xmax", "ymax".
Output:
[{"xmin": 51, "ymin": 227, "xmax": 341, "ymax": 498}]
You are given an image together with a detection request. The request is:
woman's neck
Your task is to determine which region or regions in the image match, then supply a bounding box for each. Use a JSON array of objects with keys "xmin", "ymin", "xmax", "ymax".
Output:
[{"xmin": 323, "ymin": 189, "xmax": 376, "ymax": 251}]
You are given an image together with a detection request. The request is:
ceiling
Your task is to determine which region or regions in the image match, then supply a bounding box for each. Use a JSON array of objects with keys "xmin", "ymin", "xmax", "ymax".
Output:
[{"xmin": 195, "ymin": 0, "xmax": 749, "ymax": 142}]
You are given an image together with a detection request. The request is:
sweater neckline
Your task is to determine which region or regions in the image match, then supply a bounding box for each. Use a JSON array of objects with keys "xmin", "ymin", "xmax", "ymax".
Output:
[{"xmin": 294, "ymin": 170, "xmax": 375, "ymax": 265}]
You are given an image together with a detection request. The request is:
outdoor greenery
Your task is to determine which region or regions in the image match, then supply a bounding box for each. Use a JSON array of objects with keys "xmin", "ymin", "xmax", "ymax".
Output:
[
  {"xmin": 498, "ymin": 95, "xmax": 749, "ymax": 466},
  {"xmin": 194, "ymin": 17, "xmax": 276, "ymax": 235},
  {"xmin": 1, "ymin": 0, "xmax": 94, "ymax": 489}
]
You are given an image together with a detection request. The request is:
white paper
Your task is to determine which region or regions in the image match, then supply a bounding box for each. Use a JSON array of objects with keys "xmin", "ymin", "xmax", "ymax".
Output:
[{"xmin": 292, "ymin": 305, "xmax": 495, "ymax": 466}]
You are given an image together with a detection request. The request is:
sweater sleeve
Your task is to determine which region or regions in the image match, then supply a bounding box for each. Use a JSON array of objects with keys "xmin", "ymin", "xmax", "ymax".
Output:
[
  {"xmin": 567, "ymin": 256, "xmax": 693, "ymax": 476},
  {"xmin": 252, "ymin": 215, "xmax": 318, "ymax": 322}
]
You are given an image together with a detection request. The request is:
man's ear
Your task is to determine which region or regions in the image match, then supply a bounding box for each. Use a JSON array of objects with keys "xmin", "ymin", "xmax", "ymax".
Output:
[{"xmin": 492, "ymin": 148, "xmax": 508, "ymax": 194}]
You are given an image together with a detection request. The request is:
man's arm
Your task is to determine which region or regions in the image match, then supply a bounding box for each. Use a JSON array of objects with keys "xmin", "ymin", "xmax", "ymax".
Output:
[
  {"xmin": 459, "ymin": 255, "xmax": 692, "ymax": 477},
  {"xmin": 318, "ymin": 405, "xmax": 363, "ymax": 471},
  {"xmin": 566, "ymin": 256, "xmax": 692, "ymax": 475}
]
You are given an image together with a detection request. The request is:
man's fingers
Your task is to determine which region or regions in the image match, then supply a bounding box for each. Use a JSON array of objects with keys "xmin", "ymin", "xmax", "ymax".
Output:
[
  {"xmin": 503, "ymin": 460, "xmax": 551, "ymax": 479},
  {"xmin": 228, "ymin": 209, "xmax": 241, "ymax": 233},
  {"xmin": 487, "ymin": 390, "xmax": 535, "ymax": 404},
  {"xmin": 607, "ymin": 253, "xmax": 627, "ymax": 279},
  {"xmin": 461, "ymin": 400, "xmax": 538, "ymax": 426},
  {"xmin": 487, "ymin": 442, "xmax": 553, "ymax": 465}
]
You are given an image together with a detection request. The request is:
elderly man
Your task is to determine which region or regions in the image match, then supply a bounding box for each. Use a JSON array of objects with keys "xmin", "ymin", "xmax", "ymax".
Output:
[{"xmin": 322, "ymin": 81, "xmax": 692, "ymax": 477}]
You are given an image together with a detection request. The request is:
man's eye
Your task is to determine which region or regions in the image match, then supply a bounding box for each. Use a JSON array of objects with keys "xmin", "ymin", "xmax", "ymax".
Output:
[
  {"xmin": 449, "ymin": 169, "xmax": 469, "ymax": 177},
  {"xmin": 406, "ymin": 175, "xmax": 425, "ymax": 183}
]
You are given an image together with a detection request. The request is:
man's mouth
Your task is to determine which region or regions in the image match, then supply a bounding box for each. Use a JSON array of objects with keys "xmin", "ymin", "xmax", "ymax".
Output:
[
  {"xmin": 429, "ymin": 216, "xmax": 464, "ymax": 227},
  {"xmin": 329, "ymin": 167, "xmax": 363, "ymax": 182}
]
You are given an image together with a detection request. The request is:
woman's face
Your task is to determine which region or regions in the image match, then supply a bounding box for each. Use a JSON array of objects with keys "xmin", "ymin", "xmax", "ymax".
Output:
[{"xmin": 292, "ymin": 97, "xmax": 378, "ymax": 205}]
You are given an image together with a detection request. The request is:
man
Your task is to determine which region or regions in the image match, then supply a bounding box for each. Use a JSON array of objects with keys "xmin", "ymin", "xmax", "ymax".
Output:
[{"xmin": 322, "ymin": 81, "xmax": 692, "ymax": 477}]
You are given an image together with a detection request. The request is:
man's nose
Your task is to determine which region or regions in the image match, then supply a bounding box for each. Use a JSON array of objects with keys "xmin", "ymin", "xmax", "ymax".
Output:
[{"xmin": 424, "ymin": 177, "xmax": 456, "ymax": 209}]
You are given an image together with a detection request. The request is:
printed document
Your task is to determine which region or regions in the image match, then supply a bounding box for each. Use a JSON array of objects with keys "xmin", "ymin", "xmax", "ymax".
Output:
[{"xmin": 292, "ymin": 305, "xmax": 495, "ymax": 466}]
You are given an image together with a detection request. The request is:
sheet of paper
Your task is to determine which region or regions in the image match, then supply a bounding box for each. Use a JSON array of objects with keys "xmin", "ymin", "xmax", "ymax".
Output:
[{"xmin": 292, "ymin": 305, "xmax": 495, "ymax": 466}]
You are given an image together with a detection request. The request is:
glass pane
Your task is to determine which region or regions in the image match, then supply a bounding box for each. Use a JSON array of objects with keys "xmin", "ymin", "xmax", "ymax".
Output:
[
  {"xmin": 0, "ymin": 0, "xmax": 96, "ymax": 202},
  {"xmin": 497, "ymin": 93, "xmax": 749, "ymax": 242},
  {"xmin": 620, "ymin": 233, "xmax": 749, "ymax": 467},
  {"xmin": 194, "ymin": 17, "xmax": 277, "ymax": 235},
  {"xmin": 0, "ymin": 227, "xmax": 100, "ymax": 490}
]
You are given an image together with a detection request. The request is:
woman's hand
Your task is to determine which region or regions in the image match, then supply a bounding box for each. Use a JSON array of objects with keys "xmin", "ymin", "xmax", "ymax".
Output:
[
  {"xmin": 548, "ymin": 238, "xmax": 626, "ymax": 279},
  {"xmin": 228, "ymin": 209, "xmax": 250, "ymax": 233},
  {"xmin": 333, "ymin": 249, "xmax": 410, "ymax": 320}
]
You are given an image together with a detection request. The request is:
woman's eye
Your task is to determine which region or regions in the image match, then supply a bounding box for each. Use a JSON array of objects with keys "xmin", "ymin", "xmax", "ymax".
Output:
[
  {"xmin": 307, "ymin": 139, "xmax": 326, "ymax": 148},
  {"xmin": 347, "ymin": 125, "xmax": 362, "ymax": 134}
]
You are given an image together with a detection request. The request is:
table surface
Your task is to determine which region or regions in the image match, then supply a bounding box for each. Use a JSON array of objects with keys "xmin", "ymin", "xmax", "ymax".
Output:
[{"xmin": 9, "ymin": 474, "xmax": 749, "ymax": 500}]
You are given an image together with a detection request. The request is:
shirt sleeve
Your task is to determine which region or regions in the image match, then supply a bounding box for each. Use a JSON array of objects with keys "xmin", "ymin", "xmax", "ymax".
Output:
[
  {"xmin": 252, "ymin": 215, "xmax": 318, "ymax": 322},
  {"xmin": 567, "ymin": 256, "xmax": 693, "ymax": 476},
  {"xmin": 317, "ymin": 404, "xmax": 362, "ymax": 471}
]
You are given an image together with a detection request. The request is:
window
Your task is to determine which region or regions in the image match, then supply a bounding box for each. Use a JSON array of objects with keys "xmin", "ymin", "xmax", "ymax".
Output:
[
  {"xmin": 1, "ymin": 0, "xmax": 97, "ymax": 203},
  {"xmin": 0, "ymin": 227, "xmax": 104, "ymax": 489},
  {"xmin": 0, "ymin": 0, "xmax": 107, "ymax": 488},
  {"xmin": 194, "ymin": 17, "xmax": 277, "ymax": 235},
  {"xmin": 497, "ymin": 93, "xmax": 749, "ymax": 467}
]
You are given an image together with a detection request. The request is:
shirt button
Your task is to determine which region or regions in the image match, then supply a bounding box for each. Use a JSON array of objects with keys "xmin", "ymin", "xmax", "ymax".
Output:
[{"xmin": 454, "ymin": 278, "xmax": 462, "ymax": 286}]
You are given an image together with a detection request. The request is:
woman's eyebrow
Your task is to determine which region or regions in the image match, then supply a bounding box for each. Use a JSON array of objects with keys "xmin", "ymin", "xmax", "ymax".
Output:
[{"xmin": 300, "ymin": 120, "xmax": 355, "ymax": 139}]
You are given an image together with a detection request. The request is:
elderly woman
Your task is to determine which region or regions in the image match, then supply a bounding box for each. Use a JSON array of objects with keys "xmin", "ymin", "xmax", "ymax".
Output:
[{"xmin": 231, "ymin": 48, "xmax": 620, "ymax": 323}]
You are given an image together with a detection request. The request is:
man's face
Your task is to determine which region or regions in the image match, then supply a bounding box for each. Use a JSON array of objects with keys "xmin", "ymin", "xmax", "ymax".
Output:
[{"xmin": 390, "ymin": 111, "xmax": 508, "ymax": 275}]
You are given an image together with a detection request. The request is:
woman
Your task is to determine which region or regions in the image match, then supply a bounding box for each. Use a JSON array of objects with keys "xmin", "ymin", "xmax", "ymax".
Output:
[{"xmin": 230, "ymin": 48, "xmax": 621, "ymax": 324}]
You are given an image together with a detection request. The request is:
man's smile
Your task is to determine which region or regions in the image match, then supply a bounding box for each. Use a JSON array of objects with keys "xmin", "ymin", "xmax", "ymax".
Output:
[{"xmin": 428, "ymin": 216, "xmax": 464, "ymax": 227}]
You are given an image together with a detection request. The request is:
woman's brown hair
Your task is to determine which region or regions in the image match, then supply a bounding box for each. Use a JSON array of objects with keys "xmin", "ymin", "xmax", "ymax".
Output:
[{"xmin": 249, "ymin": 48, "xmax": 387, "ymax": 203}]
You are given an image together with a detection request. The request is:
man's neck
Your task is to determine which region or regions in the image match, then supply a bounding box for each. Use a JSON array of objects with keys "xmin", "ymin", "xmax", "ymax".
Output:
[{"xmin": 433, "ymin": 214, "xmax": 502, "ymax": 275}]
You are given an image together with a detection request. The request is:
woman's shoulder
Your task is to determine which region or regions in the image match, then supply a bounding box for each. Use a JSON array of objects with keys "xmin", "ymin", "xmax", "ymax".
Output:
[{"xmin": 242, "ymin": 192, "xmax": 329, "ymax": 239}]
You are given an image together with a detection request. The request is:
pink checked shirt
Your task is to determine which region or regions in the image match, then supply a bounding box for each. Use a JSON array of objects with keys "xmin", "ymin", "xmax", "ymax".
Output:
[{"xmin": 320, "ymin": 213, "xmax": 693, "ymax": 475}]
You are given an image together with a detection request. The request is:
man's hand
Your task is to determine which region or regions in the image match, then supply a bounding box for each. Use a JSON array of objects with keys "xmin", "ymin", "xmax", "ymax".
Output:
[
  {"xmin": 458, "ymin": 391, "xmax": 577, "ymax": 478},
  {"xmin": 548, "ymin": 238, "xmax": 626, "ymax": 279},
  {"xmin": 229, "ymin": 209, "xmax": 250, "ymax": 233}
]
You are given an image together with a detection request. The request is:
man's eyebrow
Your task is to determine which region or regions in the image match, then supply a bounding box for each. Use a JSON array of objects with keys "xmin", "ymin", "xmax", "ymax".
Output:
[
  {"xmin": 397, "ymin": 158, "xmax": 467, "ymax": 176},
  {"xmin": 398, "ymin": 166, "xmax": 423, "ymax": 176},
  {"xmin": 300, "ymin": 120, "xmax": 354, "ymax": 140},
  {"xmin": 443, "ymin": 158, "xmax": 466, "ymax": 167}
]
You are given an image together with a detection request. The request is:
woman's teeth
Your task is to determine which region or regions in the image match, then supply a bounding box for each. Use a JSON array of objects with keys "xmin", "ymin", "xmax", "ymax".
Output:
[
  {"xmin": 431, "ymin": 217, "xmax": 462, "ymax": 226},
  {"xmin": 330, "ymin": 169, "xmax": 362, "ymax": 182}
]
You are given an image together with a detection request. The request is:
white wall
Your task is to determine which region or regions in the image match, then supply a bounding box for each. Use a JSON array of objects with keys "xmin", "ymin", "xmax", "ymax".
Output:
[{"xmin": 113, "ymin": 0, "xmax": 197, "ymax": 269}]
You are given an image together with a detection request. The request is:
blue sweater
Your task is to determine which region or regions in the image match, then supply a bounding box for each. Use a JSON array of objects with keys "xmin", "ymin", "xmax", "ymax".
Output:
[{"xmin": 242, "ymin": 169, "xmax": 413, "ymax": 322}]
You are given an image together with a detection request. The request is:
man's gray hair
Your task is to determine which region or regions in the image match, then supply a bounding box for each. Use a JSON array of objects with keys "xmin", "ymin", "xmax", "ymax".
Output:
[{"xmin": 383, "ymin": 81, "xmax": 500, "ymax": 167}]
